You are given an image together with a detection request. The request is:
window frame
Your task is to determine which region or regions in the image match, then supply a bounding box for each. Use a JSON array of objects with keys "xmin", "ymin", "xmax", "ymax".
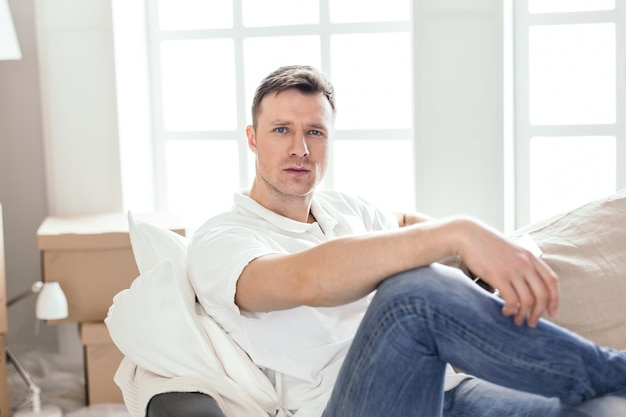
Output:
[
  {"xmin": 143, "ymin": 0, "xmax": 414, "ymax": 224},
  {"xmin": 513, "ymin": 0, "xmax": 626, "ymax": 227}
]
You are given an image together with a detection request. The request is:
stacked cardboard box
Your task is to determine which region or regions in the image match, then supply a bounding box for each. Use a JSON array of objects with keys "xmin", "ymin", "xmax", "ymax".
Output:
[
  {"xmin": 0, "ymin": 206, "xmax": 10, "ymax": 416},
  {"xmin": 79, "ymin": 322, "xmax": 124, "ymax": 404},
  {"xmin": 37, "ymin": 211, "xmax": 185, "ymax": 405}
]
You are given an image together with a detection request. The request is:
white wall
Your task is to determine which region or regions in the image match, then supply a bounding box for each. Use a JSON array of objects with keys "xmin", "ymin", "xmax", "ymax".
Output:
[
  {"xmin": 35, "ymin": 0, "xmax": 122, "ymax": 217},
  {"xmin": 413, "ymin": 0, "xmax": 509, "ymax": 229}
]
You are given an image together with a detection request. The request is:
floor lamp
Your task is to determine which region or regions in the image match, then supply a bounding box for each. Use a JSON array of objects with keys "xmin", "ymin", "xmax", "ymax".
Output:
[
  {"xmin": 2, "ymin": 2, "xmax": 64, "ymax": 415},
  {"xmin": 7, "ymin": 282, "xmax": 68, "ymax": 417}
]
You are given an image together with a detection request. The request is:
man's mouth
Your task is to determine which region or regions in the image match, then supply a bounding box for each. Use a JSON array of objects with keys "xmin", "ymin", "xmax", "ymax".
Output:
[{"xmin": 284, "ymin": 167, "xmax": 310, "ymax": 174}]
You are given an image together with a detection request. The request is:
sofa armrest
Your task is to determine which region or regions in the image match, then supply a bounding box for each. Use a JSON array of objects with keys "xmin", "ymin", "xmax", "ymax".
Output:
[{"xmin": 146, "ymin": 392, "xmax": 226, "ymax": 417}]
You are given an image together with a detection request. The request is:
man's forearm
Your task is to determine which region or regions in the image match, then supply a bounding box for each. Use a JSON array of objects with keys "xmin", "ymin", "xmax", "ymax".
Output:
[{"xmin": 236, "ymin": 217, "xmax": 464, "ymax": 312}]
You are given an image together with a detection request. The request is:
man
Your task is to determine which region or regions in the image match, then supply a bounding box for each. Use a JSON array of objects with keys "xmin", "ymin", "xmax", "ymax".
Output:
[{"xmin": 188, "ymin": 65, "xmax": 626, "ymax": 416}]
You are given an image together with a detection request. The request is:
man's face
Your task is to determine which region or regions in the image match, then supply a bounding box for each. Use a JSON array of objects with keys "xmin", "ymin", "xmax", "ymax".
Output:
[{"xmin": 247, "ymin": 88, "xmax": 334, "ymax": 202}]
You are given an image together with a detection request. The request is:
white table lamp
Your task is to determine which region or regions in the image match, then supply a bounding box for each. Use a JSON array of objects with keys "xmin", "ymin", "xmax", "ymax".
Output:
[{"xmin": 35, "ymin": 282, "xmax": 68, "ymax": 321}]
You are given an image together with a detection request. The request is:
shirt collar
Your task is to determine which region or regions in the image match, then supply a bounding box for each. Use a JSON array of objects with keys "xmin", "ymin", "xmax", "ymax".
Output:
[
  {"xmin": 234, "ymin": 191, "xmax": 333, "ymax": 234},
  {"xmin": 310, "ymin": 196, "xmax": 339, "ymax": 235}
]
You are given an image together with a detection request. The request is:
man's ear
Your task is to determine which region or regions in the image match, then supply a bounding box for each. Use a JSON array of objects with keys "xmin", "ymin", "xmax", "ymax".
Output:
[{"xmin": 246, "ymin": 125, "xmax": 257, "ymax": 153}]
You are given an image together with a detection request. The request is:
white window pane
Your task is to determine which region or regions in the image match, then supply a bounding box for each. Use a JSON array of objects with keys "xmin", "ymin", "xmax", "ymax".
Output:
[
  {"xmin": 528, "ymin": 23, "xmax": 615, "ymax": 126},
  {"xmin": 529, "ymin": 136, "xmax": 615, "ymax": 223},
  {"xmin": 243, "ymin": 36, "xmax": 321, "ymax": 121},
  {"xmin": 158, "ymin": 0, "xmax": 233, "ymax": 30},
  {"xmin": 330, "ymin": 0, "xmax": 410, "ymax": 23},
  {"xmin": 242, "ymin": 0, "xmax": 319, "ymax": 27},
  {"xmin": 333, "ymin": 140, "xmax": 414, "ymax": 212},
  {"xmin": 160, "ymin": 39, "xmax": 237, "ymax": 131},
  {"xmin": 166, "ymin": 140, "xmax": 240, "ymax": 231},
  {"xmin": 331, "ymin": 33, "xmax": 411, "ymax": 130},
  {"xmin": 529, "ymin": 0, "xmax": 614, "ymax": 14}
]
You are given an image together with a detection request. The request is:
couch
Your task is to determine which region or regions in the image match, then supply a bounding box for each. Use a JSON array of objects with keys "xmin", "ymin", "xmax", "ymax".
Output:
[{"xmin": 107, "ymin": 189, "xmax": 626, "ymax": 417}]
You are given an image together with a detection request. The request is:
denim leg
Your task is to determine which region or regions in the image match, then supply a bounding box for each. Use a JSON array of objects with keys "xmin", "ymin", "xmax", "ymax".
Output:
[
  {"xmin": 322, "ymin": 264, "xmax": 626, "ymax": 417},
  {"xmin": 443, "ymin": 378, "xmax": 587, "ymax": 417},
  {"xmin": 445, "ymin": 380, "xmax": 626, "ymax": 417},
  {"xmin": 323, "ymin": 266, "xmax": 450, "ymax": 417}
]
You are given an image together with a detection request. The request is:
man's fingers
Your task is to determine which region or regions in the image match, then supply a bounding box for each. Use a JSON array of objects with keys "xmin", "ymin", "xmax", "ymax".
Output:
[
  {"xmin": 532, "ymin": 256, "xmax": 560, "ymax": 317},
  {"xmin": 524, "ymin": 276, "xmax": 549, "ymax": 327},
  {"xmin": 497, "ymin": 256, "xmax": 559, "ymax": 327},
  {"xmin": 498, "ymin": 284, "xmax": 522, "ymax": 318},
  {"xmin": 510, "ymin": 277, "xmax": 535, "ymax": 326},
  {"xmin": 523, "ymin": 263, "xmax": 559, "ymax": 327}
]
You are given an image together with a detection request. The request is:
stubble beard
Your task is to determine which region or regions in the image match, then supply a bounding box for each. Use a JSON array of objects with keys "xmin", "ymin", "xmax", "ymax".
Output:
[{"xmin": 261, "ymin": 172, "xmax": 317, "ymax": 203}]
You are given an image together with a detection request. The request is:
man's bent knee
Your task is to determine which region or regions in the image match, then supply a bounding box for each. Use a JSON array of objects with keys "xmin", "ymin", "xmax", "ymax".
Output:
[{"xmin": 373, "ymin": 264, "xmax": 471, "ymax": 311}]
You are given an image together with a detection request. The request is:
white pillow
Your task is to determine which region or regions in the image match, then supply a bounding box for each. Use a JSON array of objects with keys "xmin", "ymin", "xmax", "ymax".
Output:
[
  {"xmin": 106, "ymin": 214, "xmax": 278, "ymax": 413},
  {"xmin": 127, "ymin": 212, "xmax": 195, "ymax": 305},
  {"xmin": 512, "ymin": 189, "xmax": 626, "ymax": 349},
  {"xmin": 107, "ymin": 259, "xmax": 225, "ymax": 379}
]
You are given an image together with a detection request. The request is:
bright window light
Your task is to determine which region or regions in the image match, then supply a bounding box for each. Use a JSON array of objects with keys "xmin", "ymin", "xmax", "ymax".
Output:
[
  {"xmin": 158, "ymin": 0, "xmax": 233, "ymax": 30},
  {"xmin": 331, "ymin": 32, "xmax": 412, "ymax": 130},
  {"xmin": 528, "ymin": 0, "xmax": 614, "ymax": 14},
  {"xmin": 166, "ymin": 140, "xmax": 241, "ymax": 232},
  {"xmin": 333, "ymin": 139, "xmax": 414, "ymax": 212},
  {"xmin": 243, "ymin": 36, "xmax": 322, "ymax": 116},
  {"xmin": 242, "ymin": 0, "xmax": 319, "ymax": 27},
  {"xmin": 329, "ymin": 0, "xmax": 410, "ymax": 23},
  {"xmin": 515, "ymin": 2, "xmax": 622, "ymax": 228},
  {"xmin": 160, "ymin": 39, "xmax": 237, "ymax": 131},
  {"xmin": 529, "ymin": 23, "xmax": 615, "ymax": 126},
  {"xmin": 529, "ymin": 136, "xmax": 615, "ymax": 223}
]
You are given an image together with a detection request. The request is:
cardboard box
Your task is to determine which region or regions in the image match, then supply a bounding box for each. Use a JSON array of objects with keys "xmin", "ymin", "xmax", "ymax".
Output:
[
  {"xmin": 37, "ymin": 211, "xmax": 184, "ymax": 322},
  {"xmin": 0, "ymin": 335, "xmax": 9, "ymax": 417},
  {"xmin": 0, "ymin": 205, "xmax": 8, "ymax": 333},
  {"xmin": 0, "ymin": 206, "xmax": 9, "ymax": 416},
  {"xmin": 80, "ymin": 322, "xmax": 124, "ymax": 404}
]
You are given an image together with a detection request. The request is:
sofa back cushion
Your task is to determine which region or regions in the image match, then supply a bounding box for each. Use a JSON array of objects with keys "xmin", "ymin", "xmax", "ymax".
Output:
[{"xmin": 512, "ymin": 189, "xmax": 626, "ymax": 349}]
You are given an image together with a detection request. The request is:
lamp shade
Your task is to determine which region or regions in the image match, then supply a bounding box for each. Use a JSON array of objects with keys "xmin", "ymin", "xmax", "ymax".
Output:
[
  {"xmin": 35, "ymin": 282, "xmax": 68, "ymax": 320},
  {"xmin": 0, "ymin": 0, "xmax": 21, "ymax": 60}
]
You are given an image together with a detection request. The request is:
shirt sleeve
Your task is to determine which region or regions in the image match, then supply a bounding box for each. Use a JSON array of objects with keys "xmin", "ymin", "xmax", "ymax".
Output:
[
  {"xmin": 187, "ymin": 219, "xmax": 281, "ymax": 325},
  {"xmin": 322, "ymin": 191, "xmax": 399, "ymax": 232},
  {"xmin": 354, "ymin": 196, "xmax": 399, "ymax": 231}
]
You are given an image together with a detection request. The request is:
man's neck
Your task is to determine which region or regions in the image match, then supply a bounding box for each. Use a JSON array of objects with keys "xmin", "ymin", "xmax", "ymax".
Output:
[{"xmin": 249, "ymin": 185, "xmax": 315, "ymax": 223}]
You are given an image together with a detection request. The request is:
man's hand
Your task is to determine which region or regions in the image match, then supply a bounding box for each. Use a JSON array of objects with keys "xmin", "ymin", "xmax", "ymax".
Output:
[{"xmin": 454, "ymin": 218, "xmax": 559, "ymax": 328}]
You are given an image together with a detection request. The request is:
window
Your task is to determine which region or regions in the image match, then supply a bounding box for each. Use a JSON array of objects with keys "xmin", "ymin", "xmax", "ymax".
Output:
[
  {"xmin": 513, "ymin": 0, "xmax": 625, "ymax": 225},
  {"xmin": 143, "ymin": 0, "xmax": 414, "ymax": 230}
]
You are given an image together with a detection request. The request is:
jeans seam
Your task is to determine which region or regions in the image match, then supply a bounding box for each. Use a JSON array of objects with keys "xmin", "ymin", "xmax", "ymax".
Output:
[{"xmin": 419, "ymin": 299, "xmax": 596, "ymax": 402}]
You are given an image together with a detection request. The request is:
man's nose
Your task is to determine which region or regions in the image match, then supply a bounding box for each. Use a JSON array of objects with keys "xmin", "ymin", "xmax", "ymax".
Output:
[{"xmin": 289, "ymin": 133, "xmax": 309, "ymax": 157}]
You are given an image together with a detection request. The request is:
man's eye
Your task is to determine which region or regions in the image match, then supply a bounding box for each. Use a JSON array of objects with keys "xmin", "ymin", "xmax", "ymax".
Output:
[
  {"xmin": 275, "ymin": 127, "xmax": 287, "ymax": 134},
  {"xmin": 309, "ymin": 130, "xmax": 323, "ymax": 136}
]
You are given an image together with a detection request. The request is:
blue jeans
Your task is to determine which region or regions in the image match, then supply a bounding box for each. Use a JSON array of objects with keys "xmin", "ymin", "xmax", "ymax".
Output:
[{"xmin": 322, "ymin": 264, "xmax": 626, "ymax": 417}]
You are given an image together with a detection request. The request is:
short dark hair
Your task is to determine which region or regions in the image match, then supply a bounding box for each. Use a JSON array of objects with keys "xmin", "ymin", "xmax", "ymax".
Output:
[{"xmin": 251, "ymin": 65, "xmax": 336, "ymax": 127}]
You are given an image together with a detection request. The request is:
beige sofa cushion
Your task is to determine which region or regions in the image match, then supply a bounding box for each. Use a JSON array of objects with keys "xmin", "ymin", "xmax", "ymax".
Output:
[{"xmin": 512, "ymin": 189, "xmax": 626, "ymax": 349}]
